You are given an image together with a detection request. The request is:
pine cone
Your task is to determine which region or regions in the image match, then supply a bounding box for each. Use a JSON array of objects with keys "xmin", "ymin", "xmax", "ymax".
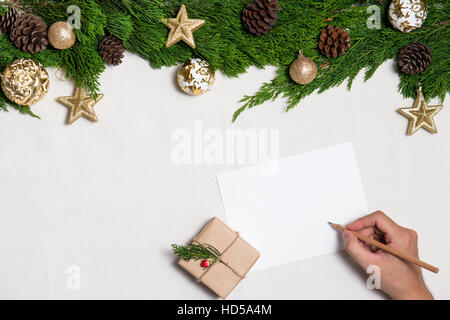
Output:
[
  {"xmin": 0, "ymin": 6, "xmax": 21, "ymax": 33},
  {"xmin": 10, "ymin": 14, "xmax": 48, "ymax": 54},
  {"xmin": 242, "ymin": 0, "xmax": 281, "ymax": 35},
  {"xmin": 98, "ymin": 35, "xmax": 125, "ymax": 66},
  {"xmin": 318, "ymin": 25, "xmax": 351, "ymax": 58},
  {"xmin": 398, "ymin": 42, "xmax": 432, "ymax": 75}
]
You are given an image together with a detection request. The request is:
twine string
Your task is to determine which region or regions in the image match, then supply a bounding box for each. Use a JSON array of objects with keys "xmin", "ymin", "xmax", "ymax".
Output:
[{"xmin": 193, "ymin": 232, "xmax": 245, "ymax": 282}]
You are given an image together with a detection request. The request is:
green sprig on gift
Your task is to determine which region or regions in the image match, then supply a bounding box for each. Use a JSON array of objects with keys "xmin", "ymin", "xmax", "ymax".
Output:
[
  {"xmin": 172, "ymin": 243, "xmax": 221, "ymax": 268},
  {"xmin": 0, "ymin": 0, "xmax": 448, "ymax": 120}
]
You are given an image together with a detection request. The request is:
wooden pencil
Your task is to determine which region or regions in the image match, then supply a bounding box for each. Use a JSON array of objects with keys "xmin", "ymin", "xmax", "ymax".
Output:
[{"xmin": 329, "ymin": 222, "xmax": 439, "ymax": 274}]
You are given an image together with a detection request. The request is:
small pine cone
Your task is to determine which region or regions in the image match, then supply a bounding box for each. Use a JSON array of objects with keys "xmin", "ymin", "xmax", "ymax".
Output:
[
  {"xmin": 242, "ymin": 0, "xmax": 281, "ymax": 35},
  {"xmin": 398, "ymin": 42, "xmax": 432, "ymax": 75},
  {"xmin": 10, "ymin": 14, "xmax": 48, "ymax": 54},
  {"xmin": 318, "ymin": 25, "xmax": 351, "ymax": 58},
  {"xmin": 98, "ymin": 35, "xmax": 125, "ymax": 66},
  {"xmin": 0, "ymin": 6, "xmax": 21, "ymax": 33}
]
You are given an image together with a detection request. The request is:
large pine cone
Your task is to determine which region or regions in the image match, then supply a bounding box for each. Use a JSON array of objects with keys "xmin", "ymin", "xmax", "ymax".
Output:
[
  {"xmin": 242, "ymin": 0, "xmax": 281, "ymax": 35},
  {"xmin": 98, "ymin": 35, "xmax": 125, "ymax": 66},
  {"xmin": 10, "ymin": 14, "xmax": 48, "ymax": 53},
  {"xmin": 318, "ymin": 25, "xmax": 351, "ymax": 58},
  {"xmin": 398, "ymin": 42, "xmax": 432, "ymax": 75},
  {"xmin": 0, "ymin": 6, "xmax": 21, "ymax": 33}
]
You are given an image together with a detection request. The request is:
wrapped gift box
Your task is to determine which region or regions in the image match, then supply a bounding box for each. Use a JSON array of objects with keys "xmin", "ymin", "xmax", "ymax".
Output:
[{"xmin": 178, "ymin": 217, "xmax": 260, "ymax": 299}]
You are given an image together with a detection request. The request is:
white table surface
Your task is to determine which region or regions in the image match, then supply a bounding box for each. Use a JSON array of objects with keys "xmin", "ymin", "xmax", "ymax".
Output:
[{"xmin": 0, "ymin": 52, "xmax": 448, "ymax": 299}]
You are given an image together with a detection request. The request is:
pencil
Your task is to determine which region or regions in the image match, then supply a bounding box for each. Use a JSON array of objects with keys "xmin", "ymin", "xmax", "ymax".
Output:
[{"xmin": 328, "ymin": 222, "xmax": 439, "ymax": 274}]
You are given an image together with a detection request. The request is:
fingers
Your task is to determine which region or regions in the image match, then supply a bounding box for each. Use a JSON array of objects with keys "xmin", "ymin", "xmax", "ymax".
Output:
[
  {"xmin": 346, "ymin": 211, "xmax": 400, "ymax": 235},
  {"xmin": 342, "ymin": 230, "xmax": 377, "ymax": 270},
  {"xmin": 357, "ymin": 227, "xmax": 375, "ymax": 238}
]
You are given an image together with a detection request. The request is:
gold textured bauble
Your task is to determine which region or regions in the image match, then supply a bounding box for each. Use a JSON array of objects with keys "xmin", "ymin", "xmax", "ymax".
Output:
[
  {"xmin": 162, "ymin": 4, "xmax": 205, "ymax": 49},
  {"xmin": 289, "ymin": 51, "xmax": 317, "ymax": 85},
  {"xmin": 177, "ymin": 58, "xmax": 215, "ymax": 95},
  {"xmin": 1, "ymin": 58, "xmax": 49, "ymax": 106},
  {"xmin": 57, "ymin": 85, "xmax": 104, "ymax": 124},
  {"xmin": 397, "ymin": 87, "xmax": 443, "ymax": 135},
  {"xmin": 48, "ymin": 21, "xmax": 76, "ymax": 50}
]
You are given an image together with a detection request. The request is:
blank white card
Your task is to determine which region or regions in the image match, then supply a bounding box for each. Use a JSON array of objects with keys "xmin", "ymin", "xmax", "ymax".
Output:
[{"xmin": 217, "ymin": 143, "xmax": 368, "ymax": 271}]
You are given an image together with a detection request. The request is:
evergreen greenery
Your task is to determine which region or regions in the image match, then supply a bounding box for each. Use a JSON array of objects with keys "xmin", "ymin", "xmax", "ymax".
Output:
[
  {"xmin": 0, "ymin": 0, "xmax": 448, "ymax": 121},
  {"xmin": 172, "ymin": 243, "xmax": 221, "ymax": 264}
]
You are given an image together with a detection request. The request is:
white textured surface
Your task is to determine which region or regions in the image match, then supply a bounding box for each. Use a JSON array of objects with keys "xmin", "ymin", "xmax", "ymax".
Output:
[{"xmin": 0, "ymin": 52, "xmax": 448, "ymax": 299}]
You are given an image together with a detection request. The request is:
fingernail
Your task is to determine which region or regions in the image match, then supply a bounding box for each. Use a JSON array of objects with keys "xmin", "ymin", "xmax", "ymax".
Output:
[{"xmin": 341, "ymin": 231, "xmax": 350, "ymax": 240}]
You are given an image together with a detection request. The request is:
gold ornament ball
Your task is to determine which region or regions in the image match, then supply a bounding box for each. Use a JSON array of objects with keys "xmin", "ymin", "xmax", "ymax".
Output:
[
  {"xmin": 48, "ymin": 21, "xmax": 76, "ymax": 50},
  {"xmin": 177, "ymin": 58, "xmax": 215, "ymax": 96},
  {"xmin": 1, "ymin": 58, "xmax": 49, "ymax": 106},
  {"xmin": 289, "ymin": 52, "xmax": 317, "ymax": 85}
]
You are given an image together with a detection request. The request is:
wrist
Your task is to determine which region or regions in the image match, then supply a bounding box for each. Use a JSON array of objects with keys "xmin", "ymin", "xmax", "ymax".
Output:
[{"xmin": 389, "ymin": 286, "xmax": 433, "ymax": 300}]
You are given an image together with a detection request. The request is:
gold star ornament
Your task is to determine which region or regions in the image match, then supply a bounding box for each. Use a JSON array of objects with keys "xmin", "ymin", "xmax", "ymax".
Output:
[
  {"xmin": 57, "ymin": 86, "xmax": 104, "ymax": 124},
  {"xmin": 397, "ymin": 87, "xmax": 443, "ymax": 135},
  {"xmin": 162, "ymin": 4, "xmax": 205, "ymax": 49}
]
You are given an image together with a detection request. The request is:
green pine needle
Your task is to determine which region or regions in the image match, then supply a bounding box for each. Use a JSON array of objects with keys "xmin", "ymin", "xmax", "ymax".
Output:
[
  {"xmin": 172, "ymin": 243, "xmax": 221, "ymax": 263},
  {"xmin": 0, "ymin": 0, "xmax": 448, "ymax": 119}
]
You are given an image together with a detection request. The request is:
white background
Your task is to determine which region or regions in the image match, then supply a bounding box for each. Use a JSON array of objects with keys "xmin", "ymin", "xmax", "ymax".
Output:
[{"xmin": 0, "ymin": 52, "xmax": 448, "ymax": 299}]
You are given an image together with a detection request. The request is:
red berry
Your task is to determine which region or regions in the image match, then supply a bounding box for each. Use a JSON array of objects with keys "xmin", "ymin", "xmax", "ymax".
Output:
[{"xmin": 201, "ymin": 260, "xmax": 210, "ymax": 268}]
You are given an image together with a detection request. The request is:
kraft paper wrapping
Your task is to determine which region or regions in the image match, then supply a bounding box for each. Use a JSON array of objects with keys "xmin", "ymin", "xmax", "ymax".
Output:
[{"xmin": 178, "ymin": 217, "xmax": 260, "ymax": 299}]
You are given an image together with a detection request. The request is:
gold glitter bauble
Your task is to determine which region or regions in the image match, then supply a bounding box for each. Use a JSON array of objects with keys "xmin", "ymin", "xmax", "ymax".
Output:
[
  {"xmin": 1, "ymin": 58, "xmax": 49, "ymax": 106},
  {"xmin": 48, "ymin": 21, "xmax": 76, "ymax": 50},
  {"xmin": 289, "ymin": 52, "xmax": 317, "ymax": 85},
  {"xmin": 177, "ymin": 58, "xmax": 215, "ymax": 96}
]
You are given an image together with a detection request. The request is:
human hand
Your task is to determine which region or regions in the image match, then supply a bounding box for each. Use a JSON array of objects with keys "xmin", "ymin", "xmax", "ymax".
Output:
[{"xmin": 342, "ymin": 211, "xmax": 433, "ymax": 300}]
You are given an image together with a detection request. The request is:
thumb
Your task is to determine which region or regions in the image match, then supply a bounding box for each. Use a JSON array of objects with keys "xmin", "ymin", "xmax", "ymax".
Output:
[{"xmin": 342, "ymin": 230, "xmax": 375, "ymax": 270}]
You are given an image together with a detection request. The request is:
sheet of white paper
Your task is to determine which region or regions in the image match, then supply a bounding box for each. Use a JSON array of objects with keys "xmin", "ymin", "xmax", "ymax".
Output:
[{"xmin": 217, "ymin": 143, "xmax": 368, "ymax": 271}]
